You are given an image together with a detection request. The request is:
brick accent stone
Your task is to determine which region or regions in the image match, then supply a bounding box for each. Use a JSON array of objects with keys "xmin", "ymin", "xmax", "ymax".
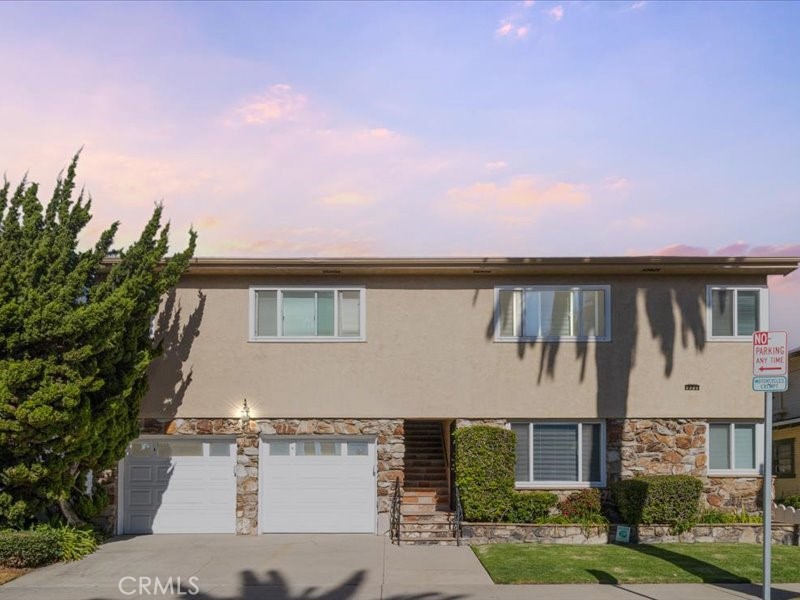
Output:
[{"xmin": 236, "ymin": 435, "xmax": 259, "ymax": 534}]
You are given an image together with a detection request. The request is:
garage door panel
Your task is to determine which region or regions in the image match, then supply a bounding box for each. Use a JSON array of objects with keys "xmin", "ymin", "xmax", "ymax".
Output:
[
  {"xmin": 261, "ymin": 438, "xmax": 376, "ymax": 533},
  {"xmin": 122, "ymin": 439, "xmax": 235, "ymax": 534}
]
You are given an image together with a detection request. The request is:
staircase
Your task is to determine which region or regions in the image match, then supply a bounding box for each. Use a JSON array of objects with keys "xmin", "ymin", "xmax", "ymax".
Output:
[{"xmin": 399, "ymin": 421, "xmax": 456, "ymax": 545}]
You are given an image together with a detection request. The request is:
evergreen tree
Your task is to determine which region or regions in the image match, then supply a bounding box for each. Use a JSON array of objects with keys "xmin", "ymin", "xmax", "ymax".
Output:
[{"xmin": 0, "ymin": 155, "xmax": 196, "ymax": 526}]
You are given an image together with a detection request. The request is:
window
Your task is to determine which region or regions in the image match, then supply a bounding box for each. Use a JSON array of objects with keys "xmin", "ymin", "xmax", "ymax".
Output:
[
  {"xmin": 774, "ymin": 439, "xmax": 795, "ymax": 478},
  {"xmin": 496, "ymin": 286, "xmax": 610, "ymax": 341},
  {"xmin": 264, "ymin": 439, "xmax": 372, "ymax": 457},
  {"xmin": 250, "ymin": 287, "xmax": 365, "ymax": 341},
  {"xmin": 511, "ymin": 421, "xmax": 604, "ymax": 486},
  {"xmin": 708, "ymin": 422, "xmax": 763, "ymax": 474},
  {"xmin": 707, "ymin": 287, "xmax": 767, "ymax": 340}
]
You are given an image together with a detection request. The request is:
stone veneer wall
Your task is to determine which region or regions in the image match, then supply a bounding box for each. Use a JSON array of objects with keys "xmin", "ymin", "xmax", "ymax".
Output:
[
  {"xmin": 462, "ymin": 523, "xmax": 798, "ymax": 545},
  {"xmin": 135, "ymin": 417, "xmax": 403, "ymax": 535},
  {"xmin": 608, "ymin": 418, "xmax": 763, "ymax": 511}
]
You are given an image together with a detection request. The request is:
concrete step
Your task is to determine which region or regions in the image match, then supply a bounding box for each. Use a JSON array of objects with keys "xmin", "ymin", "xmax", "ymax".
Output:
[
  {"xmin": 401, "ymin": 513, "xmax": 454, "ymax": 524},
  {"xmin": 403, "ymin": 480, "xmax": 448, "ymax": 488},
  {"xmin": 400, "ymin": 523, "xmax": 455, "ymax": 533},
  {"xmin": 402, "ymin": 494, "xmax": 449, "ymax": 505},
  {"xmin": 401, "ymin": 503, "xmax": 451, "ymax": 514},
  {"xmin": 404, "ymin": 487, "xmax": 450, "ymax": 496}
]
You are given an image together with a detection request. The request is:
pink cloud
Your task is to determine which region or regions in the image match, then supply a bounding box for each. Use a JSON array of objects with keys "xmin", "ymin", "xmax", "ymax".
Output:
[
  {"xmin": 222, "ymin": 227, "xmax": 376, "ymax": 257},
  {"xmin": 605, "ymin": 176, "xmax": 631, "ymax": 191},
  {"xmin": 319, "ymin": 192, "xmax": 373, "ymax": 207},
  {"xmin": 446, "ymin": 176, "xmax": 589, "ymax": 226},
  {"xmin": 547, "ymin": 6, "xmax": 564, "ymax": 22},
  {"xmin": 233, "ymin": 84, "xmax": 307, "ymax": 125}
]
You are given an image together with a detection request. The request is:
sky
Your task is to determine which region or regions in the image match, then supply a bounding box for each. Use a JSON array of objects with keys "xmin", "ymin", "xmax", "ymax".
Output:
[{"xmin": 0, "ymin": 1, "xmax": 798, "ymax": 338}]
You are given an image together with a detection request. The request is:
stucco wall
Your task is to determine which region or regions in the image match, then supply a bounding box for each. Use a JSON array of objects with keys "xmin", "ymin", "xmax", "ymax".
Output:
[{"xmin": 141, "ymin": 273, "xmax": 767, "ymax": 420}]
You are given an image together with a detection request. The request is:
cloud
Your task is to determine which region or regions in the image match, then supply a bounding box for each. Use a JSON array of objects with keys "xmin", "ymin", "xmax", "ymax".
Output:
[
  {"xmin": 222, "ymin": 227, "xmax": 376, "ymax": 257},
  {"xmin": 547, "ymin": 5, "xmax": 564, "ymax": 22},
  {"xmin": 496, "ymin": 19, "xmax": 530, "ymax": 39},
  {"xmin": 523, "ymin": 0, "xmax": 536, "ymax": 7},
  {"xmin": 630, "ymin": 1, "xmax": 647, "ymax": 9},
  {"xmin": 485, "ymin": 160, "xmax": 508, "ymax": 171},
  {"xmin": 446, "ymin": 176, "xmax": 589, "ymax": 226},
  {"xmin": 233, "ymin": 84, "xmax": 307, "ymax": 125},
  {"xmin": 650, "ymin": 242, "xmax": 800, "ymax": 258},
  {"xmin": 605, "ymin": 176, "xmax": 631, "ymax": 191},
  {"xmin": 319, "ymin": 192, "xmax": 373, "ymax": 207}
]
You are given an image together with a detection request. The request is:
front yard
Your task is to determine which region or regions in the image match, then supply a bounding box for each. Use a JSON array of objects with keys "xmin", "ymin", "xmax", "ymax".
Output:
[
  {"xmin": 0, "ymin": 567, "xmax": 28, "ymax": 585},
  {"xmin": 473, "ymin": 543, "xmax": 800, "ymax": 584}
]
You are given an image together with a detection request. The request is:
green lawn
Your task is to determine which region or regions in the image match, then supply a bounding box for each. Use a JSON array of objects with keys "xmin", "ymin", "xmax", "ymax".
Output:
[{"xmin": 473, "ymin": 543, "xmax": 800, "ymax": 584}]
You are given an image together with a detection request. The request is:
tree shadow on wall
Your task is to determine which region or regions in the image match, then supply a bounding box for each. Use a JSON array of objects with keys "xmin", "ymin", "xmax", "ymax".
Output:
[
  {"xmin": 90, "ymin": 569, "xmax": 469, "ymax": 600},
  {"xmin": 144, "ymin": 288, "xmax": 206, "ymax": 419},
  {"xmin": 484, "ymin": 280, "xmax": 707, "ymax": 420}
]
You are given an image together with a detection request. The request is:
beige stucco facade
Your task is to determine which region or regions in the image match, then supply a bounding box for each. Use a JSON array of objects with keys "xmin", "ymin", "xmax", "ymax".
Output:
[{"xmin": 141, "ymin": 266, "xmax": 780, "ymax": 421}]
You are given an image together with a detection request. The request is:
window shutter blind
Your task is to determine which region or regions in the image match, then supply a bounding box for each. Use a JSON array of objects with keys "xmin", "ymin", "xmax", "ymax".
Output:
[
  {"xmin": 511, "ymin": 423, "xmax": 530, "ymax": 481},
  {"xmin": 256, "ymin": 291, "xmax": 278, "ymax": 336},
  {"xmin": 499, "ymin": 290, "xmax": 522, "ymax": 337},
  {"xmin": 338, "ymin": 291, "xmax": 361, "ymax": 336},
  {"xmin": 711, "ymin": 290, "xmax": 734, "ymax": 336},
  {"xmin": 581, "ymin": 290, "xmax": 606, "ymax": 338},
  {"xmin": 734, "ymin": 424, "xmax": 755, "ymax": 470},
  {"xmin": 533, "ymin": 424, "xmax": 578, "ymax": 481},
  {"xmin": 709, "ymin": 424, "xmax": 731, "ymax": 469},
  {"xmin": 581, "ymin": 423, "xmax": 602, "ymax": 482},
  {"xmin": 736, "ymin": 291, "xmax": 759, "ymax": 336}
]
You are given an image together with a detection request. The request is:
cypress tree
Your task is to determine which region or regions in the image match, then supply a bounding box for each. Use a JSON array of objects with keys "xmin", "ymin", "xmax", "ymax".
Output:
[{"xmin": 0, "ymin": 155, "xmax": 196, "ymax": 526}]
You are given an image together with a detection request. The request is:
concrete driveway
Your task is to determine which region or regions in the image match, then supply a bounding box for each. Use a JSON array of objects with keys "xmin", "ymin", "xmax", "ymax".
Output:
[{"xmin": 5, "ymin": 534, "xmax": 800, "ymax": 600}]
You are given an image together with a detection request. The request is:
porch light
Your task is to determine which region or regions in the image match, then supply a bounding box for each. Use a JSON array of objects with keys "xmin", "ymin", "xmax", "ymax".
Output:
[{"xmin": 240, "ymin": 399, "xmax": 250, "ymax": 425}]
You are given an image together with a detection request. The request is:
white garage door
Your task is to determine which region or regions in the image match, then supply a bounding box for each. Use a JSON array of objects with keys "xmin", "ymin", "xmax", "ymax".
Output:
[
  {"xmin": 260, "ymin": 438, "xmax": 376, "ymax": 533},
  {"xmin": 122, "ymin": 438, "xmax": 236, "ymax": 534}
]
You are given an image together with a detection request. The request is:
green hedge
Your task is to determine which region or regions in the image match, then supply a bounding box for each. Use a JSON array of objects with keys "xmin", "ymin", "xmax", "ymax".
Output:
[
  {"xmin": 612, "ymin": 475, "xmax": 702, "ymax": 530},
  {"xmin": 454, "ymin": 425, "xmax": 516, "ymax": 522},
  {"xmin": 0, "ymin": 524, "xmax": 98, "ymax": 568},
  {"xmin": 507, "ymin": 492, "xmax": 558, "ymax": 523},
  {"xmin": 0, "ymin": 528, "xmax": 62, "ymax": 567},
  {"xmin": 453, "ymin": 425, "xmax": 557, "ymax": 523}
]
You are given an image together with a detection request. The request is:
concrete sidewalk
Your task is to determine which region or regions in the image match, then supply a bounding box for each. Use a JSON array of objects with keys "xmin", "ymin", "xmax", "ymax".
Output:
[{"xmin": 3, "ymin": 534, "xmax": 800, "ymax": 599}]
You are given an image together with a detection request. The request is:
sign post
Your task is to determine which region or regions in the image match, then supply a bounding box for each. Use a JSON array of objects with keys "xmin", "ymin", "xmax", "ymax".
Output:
[{"xmin": 753, "ymin": 331, "xmax": 788, "ymax": 600}]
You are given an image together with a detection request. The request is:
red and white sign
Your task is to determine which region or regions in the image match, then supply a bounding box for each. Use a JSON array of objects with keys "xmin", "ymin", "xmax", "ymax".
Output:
[{"xmin": 753, "ymin": 331, "xmax": 788, "ymax": 377}]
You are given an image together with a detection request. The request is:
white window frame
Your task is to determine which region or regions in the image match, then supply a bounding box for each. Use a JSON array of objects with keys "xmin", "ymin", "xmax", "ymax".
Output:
[
  {"xmin": 706, "ymin": 286, "xmax": 769, "ymax": 342},
  {"xmin": 706, "ymin": 421, "xmax": 764, "ymax": 476},
  {"xmin": 509, "ymin": 420, "xmax": 606, "ymax": 489},
  {"xmin": 249, "ymin": 286, "xmax": 366, "ymax": 342},
  {"xmin": 494, "ymin": 285, "xmax": 611, "ymax": 342}
]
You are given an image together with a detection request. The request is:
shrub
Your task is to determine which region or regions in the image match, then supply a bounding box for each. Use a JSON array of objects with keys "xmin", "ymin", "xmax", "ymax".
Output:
[
  {"xmin": 558, "ymin": 489, "xmax": 602, "ymax": 520},
  {"xmin": 0, "ymin": 528, "xmax": 62, "ymax": 567},
  {"xmin": 73, "ymin": 486, "xmax": 110, "ymax": 522},
  {"xmin": 612, "ymin": 475, "xmax": 702, "ymax": 531},
  {"xmin": 0, "ymin": 524, "xmax": 98, "ymax": 567},
  {"xmin": 697, "ymin": 508, "xmax": 762, "ymax": 524},
  {"xmin": 454, "ymin": 425, "xmax": 516, "ymax": 522},
  {"xmin": 778, "ymin": 495, "xmax": 800, "ymax": 510},
  {"xmin": 505, "ymin": 492, "xmax": 558, "ymax": 523}
]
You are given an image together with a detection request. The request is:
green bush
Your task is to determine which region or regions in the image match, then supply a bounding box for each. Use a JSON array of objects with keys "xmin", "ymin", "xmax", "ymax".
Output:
[
  {"xmin": 0, "ymin": 524, "xmax": 98, "ymax": 567},
  {"xmin": 778, "ymin": 495, "xmax": 800, "ymax": 510},
  {"xmin": 612, "ymin": 475, "xmax": 703, "ymax": 531},
  {"xmin": 558, "ymin": 489, "xmax": 602, "ymax": 520},
  {"xmin": 697, "ymin": 508, "xmax": 762, "ymax": 524},
  {"xmin": 454, "ymin": 425, "xmax": 516, "ymax": 522},
  {"xmin": 505, "ymin": 492, "xmax": 558, "ymax": 523},
  {"xmin": 0, "ymin": 528, "xmax": 62, "ymax": 567},
  {"xmin": 73, "ymin": 485, "xmax": 110, "ymax": 522}
]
